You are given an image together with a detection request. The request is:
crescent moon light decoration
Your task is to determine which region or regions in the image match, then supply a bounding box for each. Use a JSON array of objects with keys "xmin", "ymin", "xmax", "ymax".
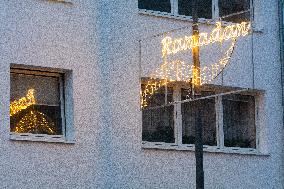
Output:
[{"xmin": 141, "ymin": 21, "xmax": 251, "ymax": 108}]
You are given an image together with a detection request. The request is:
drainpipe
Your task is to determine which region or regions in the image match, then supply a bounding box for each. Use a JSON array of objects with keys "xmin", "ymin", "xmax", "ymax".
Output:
[
  {"xmin": 279, "ymin": 0, "xmax": 284, "ymax": 101},
  {"xmin": 278, "ymin": 0, "xmax": 284, "ymax": 186}
]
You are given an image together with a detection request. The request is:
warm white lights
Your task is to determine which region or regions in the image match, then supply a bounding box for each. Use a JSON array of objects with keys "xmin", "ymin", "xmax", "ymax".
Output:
[
  {"xmin": 162, "ymin": 22, "xmax": 250, "ymax": 57},
  {"xmin": 10, "ymin": 89, "xmax": 57, "ymax": 134},
  {"xmin": 141, "ymin": 21, "xmax": 251, "ymax": 108},
  {"xmin": 10, "ymin": 89, "xmax": 36, "ymax": 116},
  {"xmin": 14, "ymin": 110, "xmax": 56, "ymax": 134}
]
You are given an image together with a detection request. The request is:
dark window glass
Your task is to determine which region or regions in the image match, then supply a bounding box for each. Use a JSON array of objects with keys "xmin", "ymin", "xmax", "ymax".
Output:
[
  {"xmin": 142, "ymin": 106, "xmax": 175, "ymax": 143},
  {"xmin": 138, "ymin": 0, "xmax": 171, "ymax": 13},
  {"xmin": 10, "ymin": 71, "xmax": 62, "ymax": 135},
  {"xmin": 178, "ymin": 0, "xmax": 212, "ymax": 19},
  {"xmin": 142, "ymin": 84, "xmax": 175, "ymax": 143},
  {"xmin": 223, "ymin": 94, "xmax": 256, "ymax": 148},
  {"xmin": 181, "ymin": 89, "xmax": 216, "ymax": 146},
  {"xmin": 219, "ymin": 0, "xmax": 250, "ymax": 23}
]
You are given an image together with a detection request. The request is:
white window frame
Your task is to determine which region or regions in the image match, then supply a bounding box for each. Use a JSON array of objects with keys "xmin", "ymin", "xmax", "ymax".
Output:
[
  {"xmin": 142, "ymin": 85, "xmax": 264, "ymax": 155},
  {"xmin": 9, "ymin": 66, "xmax": 75, "ymax": 143}
]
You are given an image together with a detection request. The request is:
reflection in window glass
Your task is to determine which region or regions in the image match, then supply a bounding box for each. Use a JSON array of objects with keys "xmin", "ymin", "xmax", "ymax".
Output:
[
  {"xmin": 181, "ymin": 89, "xmax": 216, "ymax": 146},
  {"xmin": 219, "ymin": 0, "xmax": 250, "ymax": 23},
  {"xmin": 10, "ymin": 71, "xmax": 62, "ymax": 135},
  {"xmin": 142, "ymin": 83, "xmax": 174, "ymax": 143},
  {"xmin": 142, "ymin": 106, "xmax": 175, "ymax": 143},
  {"xmin": 223, "ymin": 94, "xmax": 256, "ymax": 148},
  {"xmin": 178, "ymin": 0, "xmax": 212, "ymax": 19},
  {"xmin": 138, "ymin": 0, "xmax": 171, "ymax": 13}
]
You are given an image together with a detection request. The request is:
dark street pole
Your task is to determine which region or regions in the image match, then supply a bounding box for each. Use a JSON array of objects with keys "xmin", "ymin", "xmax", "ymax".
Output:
[{"xmin": 192, "ymin": 0, "xmax": 204, "ymax": 189}]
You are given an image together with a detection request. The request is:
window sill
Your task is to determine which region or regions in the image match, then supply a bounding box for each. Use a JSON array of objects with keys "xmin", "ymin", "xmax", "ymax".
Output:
[
  {"xmin": 10, "ymin": 133, "xmax": 75, "ymax": 144},
  {"xmin": 138, "ymin": 9, "xmax": 264, "ymax": 33},
  {"xmin": 142, "ymin": 142, "xmax": 269, "ymax": 156}
]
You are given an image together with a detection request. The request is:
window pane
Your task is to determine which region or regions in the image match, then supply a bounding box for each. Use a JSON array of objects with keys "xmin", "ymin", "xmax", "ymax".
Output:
[
  {"xmin": 142, "ymin": 105, "xmax": 175, "ymax": 143},
  {"xmin": 141, "ymin": 82, "xmax": 174, "ymax": 143},
  {"xmin": 219, "ymin": 0, "xmax": 250, "ymax": 23},
  {"xmin": 178, "ymin": 0, "xmax": 212, "ymax": 19},
  {"xmin": 181, "ymin": 89, "xmax": 216, "ymax": 145},
  {"xmin": 223, "ymin": 94, "xmax": 256, "ymax": 148},
  {"xmin": 10, "ymin": 72, "xmax": 62, "ymax": 135},
  {"xmin": 11, "ymin": 73, "xmax": 60, "ymax": 105},
  {"xmin": 138, "ymin": 0, "xmax": 171, "ymax": 13}
]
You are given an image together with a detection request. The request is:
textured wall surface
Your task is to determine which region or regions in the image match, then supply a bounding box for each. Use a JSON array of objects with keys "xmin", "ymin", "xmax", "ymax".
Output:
[{"xmin": 0, "ymin": 0, "xmax": 283, "ymax": 188}]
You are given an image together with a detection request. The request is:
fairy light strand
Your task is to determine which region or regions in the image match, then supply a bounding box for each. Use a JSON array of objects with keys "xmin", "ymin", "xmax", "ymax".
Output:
[
  {"xmin": 161, "ymin": 21, "xmax": 250, "ymax": 57},
  {"xmin": 141, "ymin": 21, "xmax": 251, "ymax": 108},
  {"xmin": 10, "ymin": 89, "xmax": 36, "ymax": 116},
  {"xmin": 10, "ymin": 89, "xmax": 57, "ymax": 135},
  {"xmin": 14, "ymin": 110, "xmax": 56, "ymax": 134}
]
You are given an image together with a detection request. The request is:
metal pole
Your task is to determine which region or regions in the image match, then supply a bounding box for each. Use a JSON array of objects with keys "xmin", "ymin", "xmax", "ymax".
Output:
[
  {"xmin": 191, "ymin": 0, "xmax": 204, "ymax": 189},
  {"xmin": 195, "ymin": 102, "xmax": 204, "ymax": 189}
]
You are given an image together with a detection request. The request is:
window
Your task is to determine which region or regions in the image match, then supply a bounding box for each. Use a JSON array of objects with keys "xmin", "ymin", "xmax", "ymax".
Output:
[
  {"xmin": 141, "ymin": 79, "xmax": 260, "ymax": 153},
  {"xmin": 222, "ymin": 94, "xmax": 256, "ymax": 148},
  {"xmin": 142, "ymin": 85, "xmax": 175, "ymax": 143},
  {"xmin": 219, "ymin": 0, "xmax": 250, "ymax": 23},
  {"xmin": 178, "ymin": 0, "xmax": 212, "ymax": 19},
  {"xmin": 138, "ymin": 0, "xmax": 171, "ymax": 13},
  {"xmin": 10, "ymin": 67, "xmax": 73, "ymax": 142},
  {"xmin": 138, "ymin": 0, "xmax": 251, "ymax": 23},
  {"xmin": 181, "ymin": 89, "xmax": 217, "ymax": 146}
]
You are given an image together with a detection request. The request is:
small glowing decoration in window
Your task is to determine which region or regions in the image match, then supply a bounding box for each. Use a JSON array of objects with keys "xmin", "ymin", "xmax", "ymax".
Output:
[
  {"xmin": 10, "ymin": 89, "xmax": 57, "ymax": 135},
  {"xmin": 10, "ymin": 89, "xmax": 36, "ymax": 116},
  {"xmin": 141, "ymin": 21, "xmax": 251, "ymax": 108},
  {"xmin": 13, "ymin": 111, "xmax": 56, "ymax": 135}
]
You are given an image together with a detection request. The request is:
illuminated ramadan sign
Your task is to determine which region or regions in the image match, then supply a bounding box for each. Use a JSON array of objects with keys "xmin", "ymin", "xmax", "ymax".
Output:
[
  {"xmin": 161, "ymin": 22, "xmax": 250, "ymax": 57},
  {"xmin": 141, "ymin": 22, "xmax": 251, "ymax": 108}
]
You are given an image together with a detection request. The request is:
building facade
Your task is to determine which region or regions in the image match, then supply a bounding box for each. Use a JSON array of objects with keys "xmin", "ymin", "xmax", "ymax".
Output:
[{"xmin": 0, "ymin": 0, "xmax": 283, "ymax": 188}]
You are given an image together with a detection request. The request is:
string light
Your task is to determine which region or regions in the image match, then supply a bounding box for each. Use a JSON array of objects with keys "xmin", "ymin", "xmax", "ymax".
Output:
[
  {"xmin": 10, "ymin": 89, "xmax": 36, "ymax": 116},
  {"xmin": 141, "ymin": 40, "xmax": 236, "ymax": 108},
  {"xmin": 10, "ymin": 89, "xmax": 57, "ymax": 134},
  {"xmin": 140, "ymin": 39, "xmax": 236, "ymax": 108},
  {"xmin": 13, "ymin": 110, "xmax": 56, "ymax": 135},
  {"xmin": 161, "ymin": 21, "xmax": 250, "ymax": 57},
  {"xmin": 141, "ymin": 22, "xmax": 248, "ymax": 108},
  {"xmin": 140, "ymin": 79, "xmax": 167, "ymax": 108}
]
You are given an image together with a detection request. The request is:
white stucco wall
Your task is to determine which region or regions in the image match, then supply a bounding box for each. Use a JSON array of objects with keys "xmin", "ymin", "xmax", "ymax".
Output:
[{"xmin": 0, "ymin": 0, "xmax": 283, "ymax": 188}]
